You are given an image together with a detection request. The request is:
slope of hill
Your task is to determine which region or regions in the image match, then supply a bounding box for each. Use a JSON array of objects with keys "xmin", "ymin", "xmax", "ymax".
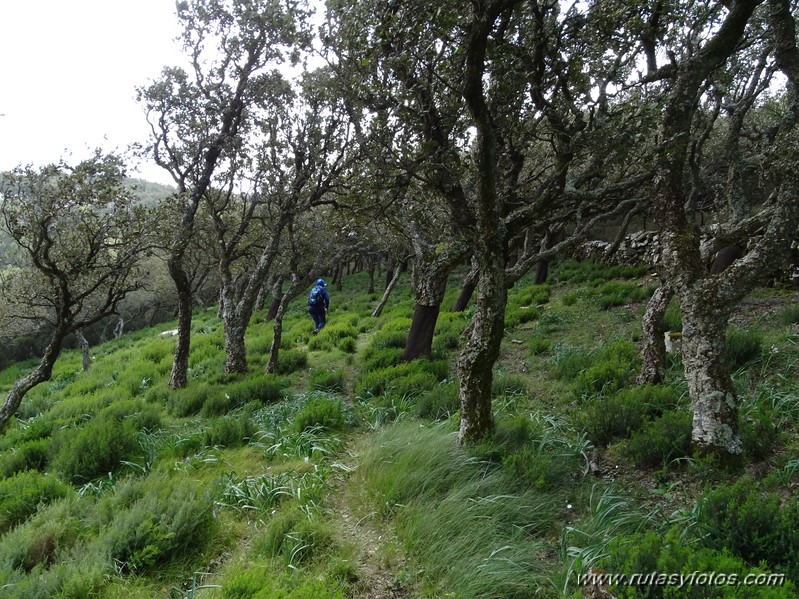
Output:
[{"xmin": 0, "ymin": 262, "xmax": 798, "ymax": 598}]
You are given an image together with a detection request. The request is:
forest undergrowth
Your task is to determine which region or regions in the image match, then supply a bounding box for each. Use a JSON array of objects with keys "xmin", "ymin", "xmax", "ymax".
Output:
[{"xmin": 1, "ymin": 261, "xmax": 799, "ymax": 598}]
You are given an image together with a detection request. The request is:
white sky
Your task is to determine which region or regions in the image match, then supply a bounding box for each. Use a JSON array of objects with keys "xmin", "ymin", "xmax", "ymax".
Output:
[{"xmin": 0, "ymin": 1, "xmax": 186, "ymax": 185}]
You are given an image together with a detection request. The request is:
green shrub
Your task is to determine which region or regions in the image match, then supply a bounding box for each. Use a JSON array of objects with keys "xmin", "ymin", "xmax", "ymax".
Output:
[
  {"xmin": 362, "ymin": 347, "xmax": 404, "ymax": 372},
  {"xmin": 663, "ymin": 299, "xmax": 682, "ymax": 331},
  {"xmin": 491, "ymin": 372, "xmax": 528, "ymax": 397},
  {"xmin": 552, "ymin": 348, "xmax": 593, "ymax": 380},
  {"xmin": 317, "ymin": 322, "xmax": 358, "ymax": 342},
  {"xmin": 0, "ymin": 438, "xmax": 52, "ymax": 477},
  {"xmin": 432, "ymin": 331, "xmax": 460, "ymax": 355},
  {"xmin": 222, "ymin": 375, "xmax": 289, "ymax": 410},
  {"xmin": 357, "ymin": 360, "xmax": 447, "ymax": 398},
  {"xmin": 204, "ymin": 415, "xmax": 256, "ymax": 448},
  {"xmin": 99, "ymin": 473, "xmax": 216, "ymax": 574},
  {"xmin": 593, "ymin": 280, "xmax": 654, "ymax": 310},
  {"xmin": 560, "ymin": 292, "xmax": 579, "ymax": 306},
  {"xmin": 726, "ymin": 329, "xmax": 763, "ymax": 370},
  {"xmin": 700, "ymin": 476, "xmax": 799, "ymax": 583},
  {"xmin": 273, "ymin": 349, "xmax": 308, "ymax": 375},
  {"xmin": 380, "ymin": 317, "xmax": 413, "ymax": 333},
  {"xmin": 167, "ymin": 384, "xmax": 223, "ymax": 417},
  {"xmin": 417, "ymin": 381, "xmax": 460, "ymax": 421},
  {"xmin": 392, "ymin": 371, "xmax": 439, "ymax": 399},
  {"xmin": 504, "ymin": 304, "xmax": 540, "ymax": 328},
  {"xmin": 293, "ymin": 396, "xmax": 344, "ymax": 432},
  {"xmin": 308, "ymin": 368, "xmax": 345, "ymax": 392},
  {"xmin": 741, "ymin": 407, "xmax": 780, "ymax": 460},
  {"xmin": 779, "ymin": 303, "xmax": 799, "ymax": 326},
  {"xmin": 622, "ymin": 411, "xmax": 692, "ymax": 468},
  {"xmin": 572, "ymin": 360, "xmax": 635, "ymax": 399},
  {"xmin": 215, "ymin": 565, "xmax": 346, "ymax": 599},
  {"xmin": 259, "ymin": 505, "xmax": 333, "ymax": 567},
  {"xmin": 51, "ymin": 416, "xmax": 140, "ymax": 482},
  {"xmin": 576, "ymin": 385, "xmax": 680, "ymax": 446},
  {"xmin": 307, "ymin": 335, "xmax": 334, "ymax": 351},
  {"xmin": 603, "ymin": 527, "xmax": 795, "ymax": 598},
  {"xmin": 528, "ymin": 336, "xmax": 551, "ymax": 355},
  {"xmin": 337, "ymin": 336, "xmax": 357, "ymax": 353},
  {"xmin": 0, "ymin": 470, "xmax": 70, "ymax": 533}
]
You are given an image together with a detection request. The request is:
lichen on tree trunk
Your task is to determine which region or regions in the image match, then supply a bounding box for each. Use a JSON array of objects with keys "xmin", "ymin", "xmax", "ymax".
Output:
[
  {"xmin": 679, "ymin": 291, "xmax": 742, "ymax": 457},
  {"xmin": 637, "ymin": 283, "xmax": 674, "ymax": 385}
]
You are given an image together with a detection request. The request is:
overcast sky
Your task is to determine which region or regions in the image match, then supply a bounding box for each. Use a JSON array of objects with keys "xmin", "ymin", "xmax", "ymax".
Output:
[{"xmin": 0, "ymin": 1, "xmax": 185, "ymax": 184}]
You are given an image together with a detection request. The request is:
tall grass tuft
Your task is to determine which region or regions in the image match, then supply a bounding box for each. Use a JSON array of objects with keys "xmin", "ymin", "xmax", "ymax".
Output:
[{"xmin": 360, "ymin": 421, "xmax": 564, "ymax": 597}]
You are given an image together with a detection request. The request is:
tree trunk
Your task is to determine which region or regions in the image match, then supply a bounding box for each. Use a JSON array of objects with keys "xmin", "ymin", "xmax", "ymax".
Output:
[
  {"xmin": 637, "ymin": 283, "xmax": 673, "ymax": 385},
  {"xmin": 168, "ymin": 258, "xmax": 192, "ymax": 389},
  {"xmin": 402, "ymin": 246, "xmax": 465, "ymax": 361},
  {"xmin": 372, "ymin": 265, "xmax": 401, "ymax": 318},
  {"xmin": 457, "ymin": 258, "xmax": 506, "ymax": 444},
  {"xmin": 710, "ymin": 243, "xmax": 745, "ymax": 274},
  {"xmin": 680, "ymin": 291, "xmax": 742, "ymax": 457},
  {"xmin": 534, "ymin": 259, "xmax": 549, "ymax": 284},
  {"xmin": 451, "ymin": 263, "xmax": 478, "ymax": 312},
  {"xmin": 265, "ymin": 277, "xmax": 284, "ymax": 322},
  {"xmin": 367, "ymin": 262, "xmax": 376, "ymax": 294},
  {"xmin": 77, "ymin": 329, "xmax": 91, "ymax": 371},
  {"xmin": 266, "ymin": 276, "xmax": 303, "ymax": 374},
  {"xmin": 402, "ymin": 304, "xmax": 441, "ymax": 361},
  {"xmin": 0, "ymin": 326, "xmax": 69, "ymax": 433}
]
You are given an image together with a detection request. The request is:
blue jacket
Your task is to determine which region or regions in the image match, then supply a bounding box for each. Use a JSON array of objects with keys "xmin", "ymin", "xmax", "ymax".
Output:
[{"xmin": 308, "ymin": 285, "xmax": 330, "ymax": 312}]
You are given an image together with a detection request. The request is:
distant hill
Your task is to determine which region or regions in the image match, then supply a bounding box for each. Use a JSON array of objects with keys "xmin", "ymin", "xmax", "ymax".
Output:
[{"xmin": 125, "ymin": 177, "xmax": 176, "ymax": 206}]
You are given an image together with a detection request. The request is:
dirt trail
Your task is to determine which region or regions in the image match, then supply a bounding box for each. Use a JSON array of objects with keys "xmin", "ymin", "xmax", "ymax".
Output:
[{"xmin": 327, "ymin": 433, "xmax": 417, "ymax": 599}]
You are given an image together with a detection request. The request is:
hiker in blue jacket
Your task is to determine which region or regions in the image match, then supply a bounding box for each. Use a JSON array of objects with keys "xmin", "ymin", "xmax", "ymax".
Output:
[{"xmin": 308, "ymin": 278, "xmax": 330, "ymax": 334}]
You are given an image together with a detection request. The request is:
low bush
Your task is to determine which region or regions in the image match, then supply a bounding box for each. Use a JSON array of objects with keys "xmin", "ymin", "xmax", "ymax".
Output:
[
  {"xmin": 726, "ymin": 328, "xmax": 763, "ymax": 370},
  {"xmin": 0, "ymin": 438, "xmax": 52, "ymax": 477},
  {"xmin": 551, "ymin": 348, "xmax": 594, "ymax": 380},
  {"xmin": 572, "ymin": 360, "xmax": 636, "ymax": 399},
  {"xmin": 99, "ymin": 473, "xmax": 216, "ymax": 574},
  {"xmin": 361, "ymin": 347, "xmax": 404, "ymax": 372},
  {"xmin": 603, "ymin": 527, "xmax": 795, "ymax": 598},
  {"xmin": 167, "ymin": 383, "xmax": 223, "ymax": 417},
  {"xmin": 204, "ymin": 415, "xmax": 256, "ymax": 448},
  {"xmin": 293, "ymin": 395, "xmax": 345, "ymax": 432},
  {"xmin": 700, "ymin": 476, "xmax": 799, "ymax": 583},
  {"xmin": 221, "ymin": 375, "xmax": 289, "ymax": 412},
  {"xmin": 0, "ymin": 470, "xmax": 71, "ymax": 533},
  {"xmin": 337, "ymin": 336, "xmax": 357, "ymax": 353},
  {"xmin": 273, "ymin": 349, "xmax": 308, "ymax": 375},
  {"xmin": 779, "ymin": 303, "xmax": 799, "ymax": 326},
  {"xmin": 575, "ymin": 385, "xmax": 680, "ymax": 446},
  {"xmin": 51, "ymin": 415, "xmax": 141, "ymax": 483},
  {"xmin": 308, "ymin": 368, "xmax": 345, "ymax": 392},
  {"xmin": 593, "ymin": 280, "xmax": 655, "ymax": 310},
  {"xmin": 417, "ymin": 381, "xmax": 460, "ymax": 421},
  {"xmin": 491, "ymin": 372, "xmax": 529, "ymax": 397},
  {"xmin": 504, "ymin": 304, "xmax": 540, "ymax": 328},
  {"xmin": 528, "ymin": 336, "xmax": 551, "ymax": 356},
  {"xmin": 391, "ymin": 371, "xmax": 439, "ymax": 399},
  {"xmin": 622, "ymin": 411, "xmax": 692, "ymax": 468},
  {"xmin": 259, "ymin": 505, "xmax": 333, "ymax": 567}
]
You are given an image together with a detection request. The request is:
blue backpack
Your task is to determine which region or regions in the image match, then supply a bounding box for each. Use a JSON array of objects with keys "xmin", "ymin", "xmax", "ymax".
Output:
[{"xmin": 309, "ymin": 285, "xmax": 325, "ymax": 307}]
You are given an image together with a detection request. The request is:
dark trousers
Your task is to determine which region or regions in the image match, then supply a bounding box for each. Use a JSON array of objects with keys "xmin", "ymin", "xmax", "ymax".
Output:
[{"xmin": 309, "ymin": 308, "xmax": 326, "ymax": 331}]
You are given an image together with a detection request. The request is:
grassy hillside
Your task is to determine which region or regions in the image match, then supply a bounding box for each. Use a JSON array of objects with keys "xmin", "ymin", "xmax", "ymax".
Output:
[{"xmin": 1, "ymin": 261, "xmax": 798, "ymax": 598}]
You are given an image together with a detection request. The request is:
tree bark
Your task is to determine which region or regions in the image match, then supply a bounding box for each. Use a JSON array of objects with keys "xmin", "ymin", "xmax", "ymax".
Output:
[
  {"xmin": 679, "ymin": 290, "xmax": 742, "ymax": 456},
  {"xmin": 266, "ymin": 275, "xmax": 304, "ymax": 374},
  {"xmin": 402, "ymin": 304, "xmax": 441, "ymax": 360},
  {"xmin": 637, "ymin": 283, "xmax": 673, "ymax": 385},
  {"xmin": 0, "ymin": 326, "xmax": 69, "ymax": 433},
  {"xmin": 372, "ymin": 264, "xmax": 401, "ymax": 318},
  {"xmin": 534, "ymin": 259, "xmax": 549, "ymax": 285},
  {"xmin": 456, "ymin": 0, "xmax": 510, "ymax": 445},
  {"xmin": 451, "ymin": 262, "xmax": 478, "ymax": 312},
  {"xmin": 265, "ymin": 277, "xmax": 284, "ymax": 322},
  {"xmin": 168, "ymin": 258, "xmax": 193, "ymax": 389},
  {"xmin": 77, "ymin": 329, "xmax": 91, "ymax": 372}
]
